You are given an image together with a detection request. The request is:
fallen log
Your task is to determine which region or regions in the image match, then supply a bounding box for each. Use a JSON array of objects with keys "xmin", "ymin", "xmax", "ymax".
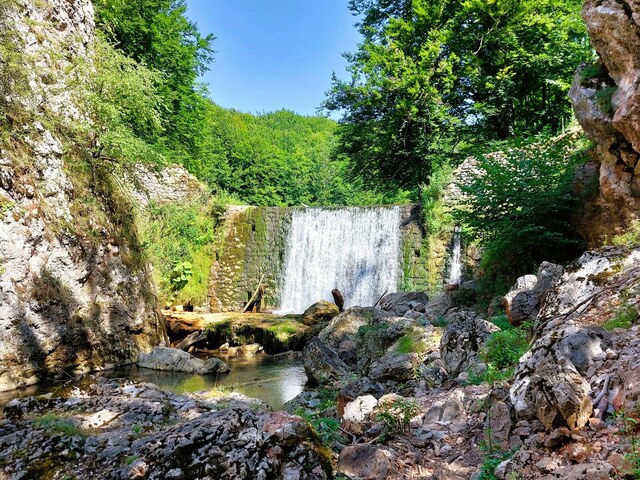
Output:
[{"xmin": 174, "ymin": 331, "xmax": 207, "ymax": 351}]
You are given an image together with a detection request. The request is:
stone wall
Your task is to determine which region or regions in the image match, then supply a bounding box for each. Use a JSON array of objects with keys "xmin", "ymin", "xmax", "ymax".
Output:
[
  {"xmin": 209, "ymin": 204, "xmax": 463, "ymax": 312},
  {"xmin": 209, "ymin": 206, "xmax": 292, "ymax": 312},
  {"xmin": 0, "ymin": 0, "xmax": 166, "ymax": 392}
]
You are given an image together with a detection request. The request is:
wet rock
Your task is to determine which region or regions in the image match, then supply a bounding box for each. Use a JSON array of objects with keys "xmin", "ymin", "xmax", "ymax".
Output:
[
  {"xmin": 300, "ymin": 300, "xmax": 340, "ymax": 326},
  {"xmin": 138, "ymin": 347, "xmax": 230, "ymax": 375},
  {"xmin": 379, "ymin": 292, "xmax": 429, "ymax": 317},
  {"xmin": 343, "ymin": 395, "xmax": 378, "ymax": 422},
  {"xmin": 0, "ymin": 377, "xmax": 332, "ymax": 479},
  {"xmin": 337, "ymin": 444, "xmax": 398, "ymax": 480},
  {"xmin": 440, "ymin": 311, "xmax": 499, "ymax": 377},
  {"xmin": 282, "ymin": 391, "xmax": 322, "ymax": 415},
  {"xmin": 302, "ymin": 337, "xmax": 352, "ymax": 386}
]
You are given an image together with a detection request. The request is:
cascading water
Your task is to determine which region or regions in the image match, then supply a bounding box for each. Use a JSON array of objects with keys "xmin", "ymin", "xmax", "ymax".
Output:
[
  {"xmin": 447, "ymin": 226, "xmax": 462, "ymax": 285},
  {"xmin": 277, "ymin": 206, "xmax": 401, "ymax": 314}
]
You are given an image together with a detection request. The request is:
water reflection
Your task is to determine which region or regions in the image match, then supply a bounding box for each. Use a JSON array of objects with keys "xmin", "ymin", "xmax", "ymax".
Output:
[
  {"xmin": 108, "ymin": 353, "xmax": 306, "ymax": 409},
  {"xmin": 0, "ymin": 354, "xmax": 307, "ymax": 412}
]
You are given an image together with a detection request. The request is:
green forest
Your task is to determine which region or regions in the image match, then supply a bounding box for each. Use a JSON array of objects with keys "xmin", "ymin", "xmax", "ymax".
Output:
[{"xmin": 85, "ymin": 0, "xmax": 597, "ymax": 301}]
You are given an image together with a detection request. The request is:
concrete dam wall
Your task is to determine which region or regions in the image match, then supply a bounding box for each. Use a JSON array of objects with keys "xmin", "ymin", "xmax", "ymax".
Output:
[{"xmin": 208, "ymin": 204, "xmax": 460, "ymax": 313}]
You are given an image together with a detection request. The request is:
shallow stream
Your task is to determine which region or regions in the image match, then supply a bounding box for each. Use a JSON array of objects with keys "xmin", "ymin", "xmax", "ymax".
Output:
[{"xmin": 0, "ymin": 353, "xmax": 307, "ymax": 412}]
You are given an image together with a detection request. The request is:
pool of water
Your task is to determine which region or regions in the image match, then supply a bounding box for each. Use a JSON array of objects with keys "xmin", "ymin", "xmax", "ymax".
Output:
[
  {"xmin": 110, "ymin": 352, "xmax": 307, "ymax": 409},
  {"xmin": 0, "ymin": 353, "xmax": 307, "ymax": 412}
]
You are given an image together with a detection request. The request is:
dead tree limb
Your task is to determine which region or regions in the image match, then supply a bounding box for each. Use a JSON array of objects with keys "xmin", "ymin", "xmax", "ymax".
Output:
[
  {"xmin": 174, "ymin": 331, "xmax": 207, "ymax": 351},
  {"xmin": 242, "ymin": 274, "xmax": 265, "ymax": 314}
]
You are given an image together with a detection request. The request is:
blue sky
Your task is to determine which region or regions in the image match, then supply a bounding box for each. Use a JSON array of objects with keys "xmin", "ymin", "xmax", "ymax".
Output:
[{"xmin": 185, "ymin": 0, "xmax": 361, "ymax": 117}]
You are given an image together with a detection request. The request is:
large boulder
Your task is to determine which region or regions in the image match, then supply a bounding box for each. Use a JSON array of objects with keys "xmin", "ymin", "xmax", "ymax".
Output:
[
  {"xmin": 440, "ymin": 311, "xmax": 499, "ymax": 377},
  {"xmin": 343, "ymin": 395, "xmax": 378, "ymax": 422},
  {"xmin": 423, "ymin": 389, "xmax": 466, "ymax": 425},
  {"xmin": 503, "ymin": 262, "xmax": 564, "ymax": 326},
  {"xmin": 138, "ymin": 347, "xmax": 230, "ymax": 375},
  {"xmin": 337, "ymin": 444, "xmax": 398, "ymax": 480},
  {"xmin": 303, "ymin": 337, "xmax": 352, "ymax": 386},
  {"xmin": 368, "ymin": 353, "xmax": 422, "ymax": 383},
  {"xmin": 511, "ymin": 358, "xmax": 593, "ymax": 430},
  {"xmin": 318, "ymin": 307, "xmax": 394, "ymax": 364},
  {"xmin": 379, "ymin": 292, "xmax": 429, "ymax": 316},
  {"xmin": 300, "ymin": 300, "xmax": 340, "ymax": 326},
  {"xmin": 337, "ymin": 377, "xmax": 387, "ymax": 416},
  {"xmin": 423, "ymin": 292, "xmax": 453, "ymax": 321}
]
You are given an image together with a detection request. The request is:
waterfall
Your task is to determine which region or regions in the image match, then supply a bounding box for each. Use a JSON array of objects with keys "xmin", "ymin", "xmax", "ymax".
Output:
[
  {"xmin": 277, "ymin": 206, "xmax": 401, "ymax": 314},
  {"xmin": 447, "ymin": 227, "xmax": 462, "ymax": 285}
]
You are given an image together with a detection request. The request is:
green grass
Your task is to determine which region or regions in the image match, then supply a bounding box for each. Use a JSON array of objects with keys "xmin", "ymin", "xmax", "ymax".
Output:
[
  {"xmin": 612, "ymin": 220, "xmax": 640, "ymax": 248},
  {"xmin": 33, "ymin": 413, "xmax": 83, "ymax": 437},
  {"xmin": 395, "ymin": 334, "xmax": 428, "ymax": 355},
  {"xmin": 595, "ymin": 86, "xmax": 618, "ymax": 116},
  {"xmin": 489, "ymin": 314, "xmax": 512, "ymax": 331},
  {"xmin": 604, "ymin": 301, "xmax": 639, "ymax": 331}
]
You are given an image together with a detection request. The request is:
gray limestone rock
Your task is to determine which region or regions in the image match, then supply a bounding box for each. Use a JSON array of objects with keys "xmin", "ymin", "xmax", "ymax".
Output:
[{"xmin": 138, "ymin": 347, "xmax": 230, "ymax": 375}]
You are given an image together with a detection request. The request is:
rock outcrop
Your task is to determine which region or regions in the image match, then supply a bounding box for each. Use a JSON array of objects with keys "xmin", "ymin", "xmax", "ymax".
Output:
[
  {"xmin": 0, "ymin": 0, "xmax": 165, "ymax": 392},
  {"xmin": 511, "ymin": 246, "xmax": 639, "ymax": 431},
  {"xmin": 440, "ymin": 310, "xmax": 499, "ymax": 377},
  {"xmin": 570, "ymin": 0, "xmax": 640, "ymax": 242}
]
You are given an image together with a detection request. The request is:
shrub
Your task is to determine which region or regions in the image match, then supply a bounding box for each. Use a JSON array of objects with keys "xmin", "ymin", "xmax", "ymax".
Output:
[
  {"xmin": 455, "ymin": 132, "xmax": 588, "ymax": 289},
  {"xmin": 469, "ymin": 326, "xmax": 530, "ymax": 385},
  {"xmin": 482, "ymin": 329, "xmax": 529, "ymax": 370},
  {"xmin": 140, "ymin": 197, "xmax": 216, "ymax": 307},
  {"xmin": 375, "ymin": 398, "xmax": 420, "ymax": 433},
  {"xmin": 612, "ymin": 220, "xmax": 640, "ymax": 248}
]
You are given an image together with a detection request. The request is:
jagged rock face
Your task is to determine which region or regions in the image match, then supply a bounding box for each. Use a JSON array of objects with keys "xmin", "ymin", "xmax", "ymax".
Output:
[
  {"xmin": 570, "ymin": 0, "xmax": 640, "ymax": 242},
  {"xmin": 0, "ymin": 0, "xmax": 165, "ymax": 392},
  {"xmin": 511, "ymin": 246, "xmax": 640, "ymax": 431},
  {"xmin": 127, "ymin": 164, "xmax": 205, "ymax": 207},
  {"xmin": 439, "ymin": 310, "xmax": 499, "ymax": 377}
]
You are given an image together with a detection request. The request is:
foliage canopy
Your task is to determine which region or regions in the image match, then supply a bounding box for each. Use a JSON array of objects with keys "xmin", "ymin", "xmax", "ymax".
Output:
[{"xmin": 324, "ymin": 0, "xmax": 593, "ymax": 192}]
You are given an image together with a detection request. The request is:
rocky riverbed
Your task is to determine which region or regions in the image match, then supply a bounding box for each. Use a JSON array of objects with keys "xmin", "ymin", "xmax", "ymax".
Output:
[{"xmin": 0, "ymin": 376, "xmax": 331, "ymax": 480}]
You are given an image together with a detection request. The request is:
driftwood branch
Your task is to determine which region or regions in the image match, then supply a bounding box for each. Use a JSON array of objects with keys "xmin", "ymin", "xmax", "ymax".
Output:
[
  {"xmin": 373, "ymin": 289, "xmax": 388, "ymax": 309},
  {"xmin": 242, "ymin": 274, "xmax": 265, "ymax": 314},
  {"xmin": 593, "ymin": 374, "xmax": 611, "ymax": 406},
  {"xmin": 174, "ymin": 331, "xmax": 206, "ymax": 351}
]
